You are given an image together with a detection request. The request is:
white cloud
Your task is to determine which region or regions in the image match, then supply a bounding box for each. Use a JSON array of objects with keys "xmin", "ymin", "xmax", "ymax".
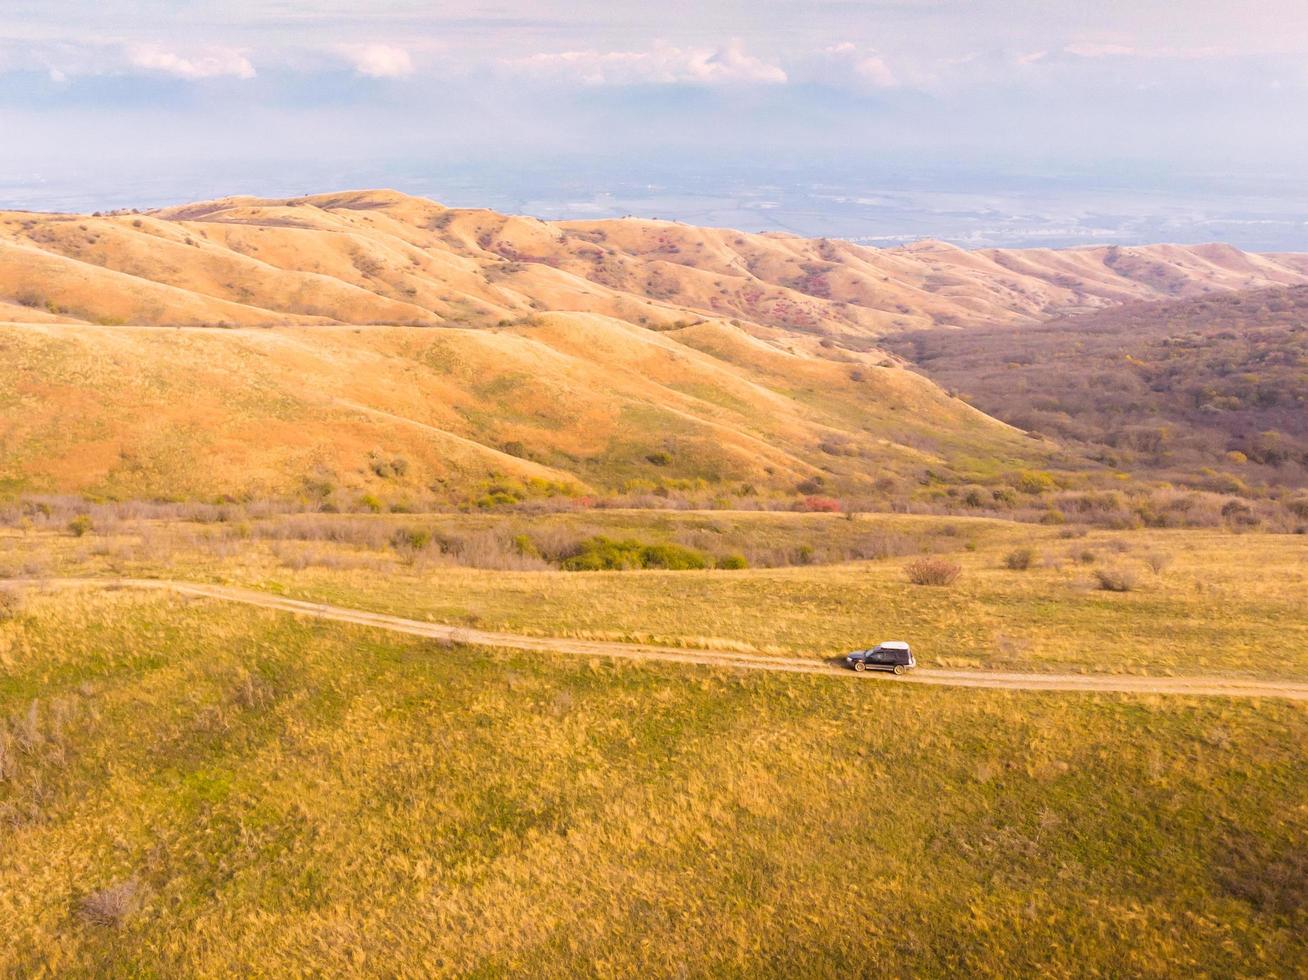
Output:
[
  {"xmin": 815, "ymin": 43, "xmax": 899, "ymax": 89},
  {"xmin": 128, "ymin": 45, "xmax": 256, "ymax": 80},
  {"xmin": 505, "ymin": 40, "xmax": 786, "ymax": 86},
  {"xmin": 341, "ymin": 43, "xmax": 414, "ymax": 78}
]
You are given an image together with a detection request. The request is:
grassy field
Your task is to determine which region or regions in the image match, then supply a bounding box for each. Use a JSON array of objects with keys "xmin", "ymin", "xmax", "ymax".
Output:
[
  {"xmin": 7, "ymin": 511, "xmax": 1306, "ymax": 679},
  {"xmin": 2, "ymin": 588, "xmax": 1305, "ymax": 976}
]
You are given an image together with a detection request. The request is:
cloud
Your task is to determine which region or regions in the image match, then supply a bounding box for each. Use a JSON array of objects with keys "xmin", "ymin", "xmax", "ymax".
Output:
[
  {"xmin": 341, "ymin": 43, "xmax": 414, "ymax": 78},
  {"xmin": 128, "ymin": 45, "xmax": 256, "ymax": 80},
  {"xmin": 813, "ymin": 43, "xmax": 899, "ymax": 89},
  {"xmin": 505, "ymin": 40, "xmax": 786, "ymax": 86}
]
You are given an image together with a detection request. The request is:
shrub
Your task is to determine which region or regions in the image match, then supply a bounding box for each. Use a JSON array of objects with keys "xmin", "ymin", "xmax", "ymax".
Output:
[
  {"xmin": 800, "ymin": 495, "xmax": 841, "ymax": 513},
  {"xmin": 368, "ymin": 451, "xmax": 409, "ymax": 479},
  {"xmin": 716, "ymin": 554, "xmax": 749, "ymax": 570},
  {"xmin": 1221, "ymin": 499, "xmax": 1254, "ymax": 523},
  {"xmin": 511, "ymin": 534, "xmax": 541, "ymax": 559},
  {"xmin": 1094, "ymin": 567, "xmax": 1137, "ymax": 592},
  {"xmin": 905, "ymin": 557, "xmax": 961, "ymax": 586},
  {"xmin": 68, "ymin": 515, "xmax": 93, "ymax": 537},
  {"xmin": 390, "ymin": 527, "xmax": 432, "ymax": 552},
  {"xmin": 1142, "ymin": 552, "xmax": 1173, "ymax": 574},
  {"xmin": 1016, "ymin": 470, "xmax": 1056, "ymax": 494},
  {"xmin": 79, "ymin": 879, "xmax": 143, "ymax": 927},
  {"xmin": 1003, "ymin": 548, "xmax": 1036, "ymax": 571},
  {"xmin": 359, "ymin": 493, "xmax": 383, "ymax": 514},
  {"xmin": 561, "ymin": 537, "xmax": 709, "ymax": 571},
  {"xmin": 645, "ymin": 452, "xmax": 671, "ymax": 466}
]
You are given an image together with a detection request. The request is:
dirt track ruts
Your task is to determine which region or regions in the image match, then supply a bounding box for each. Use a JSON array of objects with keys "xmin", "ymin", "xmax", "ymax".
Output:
[{"xmin": 11, "ymin": 577, "xmax": 1308, "ymax": 701}]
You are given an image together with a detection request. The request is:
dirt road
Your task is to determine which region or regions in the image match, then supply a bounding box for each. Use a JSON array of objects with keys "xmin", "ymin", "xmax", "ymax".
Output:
[{"xmin": 12, "ymin": 577, "xmax": 1308, "ymax": 700}]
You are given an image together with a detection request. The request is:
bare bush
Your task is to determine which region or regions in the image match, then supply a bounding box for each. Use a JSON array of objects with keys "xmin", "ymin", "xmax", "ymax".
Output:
[
  {"xmin": 1094, "ymin": 567, "xmax": 1138, "ymax": 592},
  {"xmin": 1142, "ymin": 552, "xmax": 1173, "ymax": 574},
  {"xmin": 79, "ymin": 878, "xmax": 144, "ymax": 927},
  {"xmin": 448, "ymin": 531, "xmax": 551, "ymax": 571},
  {"xmin": 905, "ymin": 557, "xmax": 962, "ymax": 586},
  {"xmin": 1003, "ymin": 548, "xmax": 1036, "ymax": 571}
]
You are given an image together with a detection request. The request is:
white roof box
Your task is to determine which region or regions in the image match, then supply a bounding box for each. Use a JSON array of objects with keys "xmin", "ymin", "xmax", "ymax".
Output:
[{"xmin": 877, "ymin": 641, "xmax": 910, "ymax": 651}]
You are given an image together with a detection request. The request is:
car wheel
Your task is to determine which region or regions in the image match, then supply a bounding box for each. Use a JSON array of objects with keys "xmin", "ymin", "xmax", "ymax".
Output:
[
  {"xmin": 892, "ymin": 665, "xmax": 904, "ymax": 675},
  {"xmin": 853, "ymin": 661, "xmax": 865, "ymax": 672}
]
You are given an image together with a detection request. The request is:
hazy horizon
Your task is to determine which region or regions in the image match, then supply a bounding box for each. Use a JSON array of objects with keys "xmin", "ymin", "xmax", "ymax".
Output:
[{"xmin": 4, "ymin": 1, "xmax": 1308, "ymax": 249}]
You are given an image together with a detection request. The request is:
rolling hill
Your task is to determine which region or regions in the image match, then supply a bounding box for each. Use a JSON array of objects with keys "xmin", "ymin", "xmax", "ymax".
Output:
[{"xmin": 3, "ymin": 189, "xmax": 1307, "ymax": 502}]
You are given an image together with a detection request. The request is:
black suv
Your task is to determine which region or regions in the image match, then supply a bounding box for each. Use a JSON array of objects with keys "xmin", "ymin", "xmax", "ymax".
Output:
[{"xmin": 845, "ymin": 641, "xmax": 914, "ymax": 674}]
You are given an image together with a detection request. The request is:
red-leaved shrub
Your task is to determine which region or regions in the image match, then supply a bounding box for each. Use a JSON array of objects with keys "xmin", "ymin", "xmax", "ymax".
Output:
[{"xmin": 800, "ymin": 495, "xmax": 842, "ymax": 513}]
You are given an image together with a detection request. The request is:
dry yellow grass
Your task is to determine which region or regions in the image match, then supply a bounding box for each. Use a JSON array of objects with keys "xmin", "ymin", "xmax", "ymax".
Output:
[
  {"xmin": 6, "ymin": 511, "xmax": 1306, "ymax": 679},
  {"xmin": 2, "ymin": 588, "xmax": 1305, "ymax": 975},
  {"xmin": 0, "ymin": 314, "xmax": 1040, "ymax": 499}
]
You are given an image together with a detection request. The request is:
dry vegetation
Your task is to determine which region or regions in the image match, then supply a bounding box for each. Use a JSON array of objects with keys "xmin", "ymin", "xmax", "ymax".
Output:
[
  {"xmin": 886, "ymin": 285, "xmax": 1308, "ymax": 503},
  {"xmin": 4, "ymin": 191, "xmax": 1308, "ymax": 510},
  {"xmin": 4, "ymin": 191, "xmax": 1308, "ymax": 973},
  {"xmin": 3, "ymin": 510, "xmax": 1305, "ymax": 679},
  {"xmin": 2, "ymin": 589, "xmax": 1305, "ymax": 975}
]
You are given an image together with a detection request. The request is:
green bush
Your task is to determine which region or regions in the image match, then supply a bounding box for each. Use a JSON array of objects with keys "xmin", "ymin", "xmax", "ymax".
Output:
[
  {"xmin": 68, "ymin": 515, "xmax": 93, "ymax": 537},
  {"xmin": 561, "ymin": 537, "xmax": 709, "ymax": 571},
  {"xmin": 390, "ymin": 527, "xmax": 432, "ymax": 552},
  {"xmin": 1016, "ymin": 470, "xmax": 1056, "ymax": 495},
  {"xmin": 512, "ymin": 534, "xmax": 541, "ymax": 559},
  {"xmin": 716, "ymin": 554, "xmax": 749, "ymax": 570}
]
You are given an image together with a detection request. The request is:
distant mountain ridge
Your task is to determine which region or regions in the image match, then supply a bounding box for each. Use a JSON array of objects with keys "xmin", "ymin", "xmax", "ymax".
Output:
[{"xmin": 3, "ymin": 189, "xmax": 1307, "ymax": 335}]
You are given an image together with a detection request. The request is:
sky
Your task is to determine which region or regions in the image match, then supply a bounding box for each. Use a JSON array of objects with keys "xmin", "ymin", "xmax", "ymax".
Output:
[{"xmin": 3, "ymin": 1, "xmax": 1308, "ymax": 247}]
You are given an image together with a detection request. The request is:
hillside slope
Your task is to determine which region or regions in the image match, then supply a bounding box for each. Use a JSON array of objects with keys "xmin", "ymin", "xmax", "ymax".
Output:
[
  {"xmin": 884, "ymin": 284, "xmax": 1308, "ymax": 490},
  {"xmin": 2, "ymin": 190, "xmax": 1306, "ymax": 502},
  {"xmin": 0, "ymin": 314, "xmax": 1039, "ymax": 501}
]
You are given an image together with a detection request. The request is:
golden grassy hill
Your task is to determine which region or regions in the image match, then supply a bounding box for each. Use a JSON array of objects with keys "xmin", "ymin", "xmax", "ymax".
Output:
[
  {"xmin": 0, "ymin": 314, "xmax": 1030, "ymax": 501},
  {"xmin": 3, "ymin": 189, "xmax": 1306, "ymax": 501},
  {"xmin": 6, "ymin": 188, "xmax": 1308, "ymax": 335}
]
